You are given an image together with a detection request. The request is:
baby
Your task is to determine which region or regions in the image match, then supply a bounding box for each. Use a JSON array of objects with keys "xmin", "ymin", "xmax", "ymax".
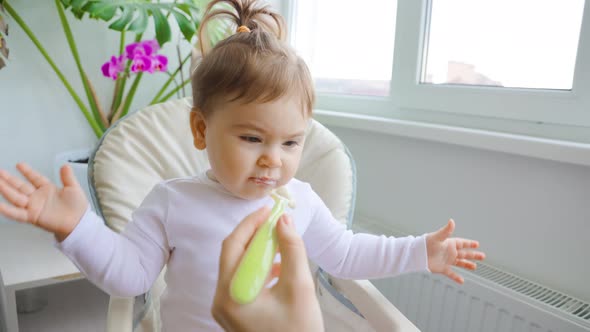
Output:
[{"xmin": 0, "ymin": 0, "xmax": 485, "ymax": 330}]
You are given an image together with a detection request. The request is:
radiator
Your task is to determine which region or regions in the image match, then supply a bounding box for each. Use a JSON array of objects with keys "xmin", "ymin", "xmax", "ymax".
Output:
[{"xmin": 354, "ymin": 219, "xmax": 590, "ymax": 332}]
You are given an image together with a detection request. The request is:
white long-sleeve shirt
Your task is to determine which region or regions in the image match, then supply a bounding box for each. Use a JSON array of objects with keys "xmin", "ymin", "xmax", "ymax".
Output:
[{"xmin": 56, "ymin": 171, "xmax": 429, "ymax": 331}]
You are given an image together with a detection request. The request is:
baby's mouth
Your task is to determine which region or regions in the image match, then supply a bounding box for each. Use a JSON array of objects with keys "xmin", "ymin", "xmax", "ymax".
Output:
[{"xmin": 250, "ymin": 177, "xmax": 277, "ymax": 186}]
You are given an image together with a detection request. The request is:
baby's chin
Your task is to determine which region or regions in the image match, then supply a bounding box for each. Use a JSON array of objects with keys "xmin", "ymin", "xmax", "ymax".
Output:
[
  {"xmin": 228, "ymin": 178, "xmax": 291, "ymax": 200},
  {"xmin": 232, "ymin": 187, "xmax": 275, "ymax": 201}
]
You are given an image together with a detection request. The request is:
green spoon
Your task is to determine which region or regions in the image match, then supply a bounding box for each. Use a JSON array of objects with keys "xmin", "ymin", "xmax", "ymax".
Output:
[{"xmin": 230, "ymin": 189, "xmax": 294, "ymax": 304}]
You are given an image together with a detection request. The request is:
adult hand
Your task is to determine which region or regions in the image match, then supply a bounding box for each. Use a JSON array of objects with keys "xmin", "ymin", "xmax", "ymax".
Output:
[{"xmin": 212, "ymin": 206, "xmax": 324, "ymax": 332}]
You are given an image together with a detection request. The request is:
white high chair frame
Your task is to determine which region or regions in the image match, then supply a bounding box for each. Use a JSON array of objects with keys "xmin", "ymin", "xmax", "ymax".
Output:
[
  {"xmin": 87, "ymin": 98, "xmax": 419, "ymax": 332},
  {"xmin": 0, "ymin": 271, "xmax": 8, "ymax": 332}
]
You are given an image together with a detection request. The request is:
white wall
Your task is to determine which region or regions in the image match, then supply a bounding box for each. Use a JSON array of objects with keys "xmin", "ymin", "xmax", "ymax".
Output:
[{"xmin": 328, "ymin": 125, "xmax": 590, "ymax": 303}]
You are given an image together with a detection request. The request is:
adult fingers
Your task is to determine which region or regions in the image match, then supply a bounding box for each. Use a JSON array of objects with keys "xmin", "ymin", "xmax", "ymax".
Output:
[
  {"xmin": 275, "ymin": 214, "xmax": 312, "ymax": 289},
  {"xmin": 0, "ymin": 169, "xmax": 35, "ymax": 195},
  {"xmin": 264, "ymin": 263, "xmax": 281, "ymax": 287},
  {"xmin": 16, "ymin": 163, "xmax": 50, "ymax": 189},
  {"xmin": 219, "ymin": 206, "xmax": 271, "ymax": 283},
  {"xmin": 269, "ymin": 262, "xmax": 281, "ymax": 280}
]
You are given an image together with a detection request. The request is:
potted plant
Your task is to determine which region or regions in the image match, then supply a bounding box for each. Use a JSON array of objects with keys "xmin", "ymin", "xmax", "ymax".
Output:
[
  {"xmin": 1, "ymin": 0, "xmax": 230, "ymax": 313},
  {"xmin": 1, "ymin": 0, "xmax": 228, "ymax": 205}
]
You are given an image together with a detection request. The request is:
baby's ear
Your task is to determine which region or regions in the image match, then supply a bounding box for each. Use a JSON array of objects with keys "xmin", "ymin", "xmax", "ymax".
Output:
[{"xmin": 190, "ymin": 109, "xmax": 207, "ymax": 150}]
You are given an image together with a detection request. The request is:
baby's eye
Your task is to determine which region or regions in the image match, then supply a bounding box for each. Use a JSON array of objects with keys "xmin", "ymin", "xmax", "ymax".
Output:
[
  {"xmin": 284, "ymin": 140, "xmax": 299, "ymax": 147},
  {"xmin": 240, "ymin": 136, "xmax": 261, "ymax": 143}
]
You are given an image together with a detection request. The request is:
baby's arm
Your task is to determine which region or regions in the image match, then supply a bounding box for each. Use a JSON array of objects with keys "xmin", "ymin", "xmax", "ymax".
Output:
[
  {"xmin": 56, "ymin": 183, "xmax": 170, "ymax": 297},
  {"xmin": 302, "ymin": 191, "xmax": 429, "ymax": 279},
  {"xmin": 302, "ymin": 189, "xmax": 485, "ymax": 283},
  {"xmin": 0, "ymin": 163, "xmax": 168, "ymax": 296}
]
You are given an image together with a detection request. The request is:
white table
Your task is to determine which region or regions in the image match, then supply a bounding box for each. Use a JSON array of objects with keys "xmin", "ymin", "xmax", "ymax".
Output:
[{"xmin": 0, "ymin": 222, "xmax": 82, "ymax": 332}]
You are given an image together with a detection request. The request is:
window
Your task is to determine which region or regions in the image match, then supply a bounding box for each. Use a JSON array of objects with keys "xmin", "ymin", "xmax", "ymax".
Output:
[
  {"xmin": 284, "ymin": 0, "xmax": 590, "ymax": 142},
  {"xmin": 422, "ymin": 0, "xmax": 584, "ymax": 90},
  {"xmin": 290, "ymin": 0, "xmax": 397, "ymax": 97}
]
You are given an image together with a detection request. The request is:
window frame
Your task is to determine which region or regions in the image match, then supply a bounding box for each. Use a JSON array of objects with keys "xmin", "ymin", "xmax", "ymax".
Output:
[{"xmin": 281, "ymin": 0, "xmax": 590, "ymax": 143}]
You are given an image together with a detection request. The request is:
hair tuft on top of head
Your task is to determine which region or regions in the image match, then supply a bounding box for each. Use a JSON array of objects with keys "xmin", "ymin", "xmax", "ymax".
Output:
[
  {"xmin": 198, "ymin": 0, "xmax": 286, "ymax": 56},
  {"xmin": 192, "ymin": 0, "xmax": 315, "ymax": 118}
]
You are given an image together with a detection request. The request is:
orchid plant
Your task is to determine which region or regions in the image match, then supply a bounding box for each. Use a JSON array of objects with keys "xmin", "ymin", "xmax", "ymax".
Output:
[
  {"xmin": 1, "ymin": 0, "xmax": 228, "ymax": 138},
  {"xmin": 104, "ymin": 40, "xmax": 169, "ymax": 79},
  {"xmin": 99, "ymin": 39, "xmax": 174, "ymax": 125}
]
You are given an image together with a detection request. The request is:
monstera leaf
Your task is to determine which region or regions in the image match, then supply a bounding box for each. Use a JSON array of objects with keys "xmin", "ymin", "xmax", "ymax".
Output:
[{"xmin": 60, "ymin": 0, "xmax": 203, "ymax": 46}]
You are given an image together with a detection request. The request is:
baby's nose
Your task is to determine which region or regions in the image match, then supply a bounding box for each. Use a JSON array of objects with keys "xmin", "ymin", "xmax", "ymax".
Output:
[{"xmin": 258, "ymin": 148, "xmax": 282, "ymax": 168}]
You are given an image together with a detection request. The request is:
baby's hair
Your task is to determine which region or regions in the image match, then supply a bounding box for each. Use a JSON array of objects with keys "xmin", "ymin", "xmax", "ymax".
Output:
[{"xmin": 192, "ymin": 0, "xmax": 314, "ymax": 117}]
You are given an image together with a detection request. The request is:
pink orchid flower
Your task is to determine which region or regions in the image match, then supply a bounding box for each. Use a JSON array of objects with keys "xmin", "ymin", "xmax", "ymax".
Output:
[
  {"xmin": 151, "ymin": 54, "xmax": 168, "ymax": 72},
  {"xmin": 125, "ymin": 40, "xmax": 159, "ymax": 59},
  {"xmin": 130, "ymin": 55, "xmax": 153, "ymax": 73},
  {"xmin": 102, "ymin": 40, "xmax": 168, "ymax": 78},
  {"xmin": 101, "ymin": 55, "xmax": 125, "ymax": 80}
]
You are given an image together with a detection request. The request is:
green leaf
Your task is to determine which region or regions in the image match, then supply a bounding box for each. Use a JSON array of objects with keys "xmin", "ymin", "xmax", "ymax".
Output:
[
  {"xmin": 128, "ymin": 8, "xmax": 148, "ymax": 34},
  {"xmin": 151, "ymin": 7, "xmax": 171, "ymax": 46},
  {"xmin": 85, "ymin": 3, "xmax": 117, "ymax": 21},
  {"xmin": 59, "ymin": 0, "xmax": 72, "ymax": 7},
  {"xmin": 60, "ymin": 0, "xmax": 85, "ymax": 19},
  {"xmin": 71, "ymin": 0, "xmax": 88, "ymax": 10},
  {"xmin": 176, "ymin": 3, "xmax": 199, "ymax": 21},
  {"xmin": 60, "ymin": 1, "xmax": 212, "ymax": 46},
  {"xmin": 176, "ymin": 4, "xmax": 192, "ymax": 16},
  {"xmin": 109, "ymin": 6, "xmax": 133, "ymax": 31},
  {"xmin": 172, "ymin": 10, "xmax": 196, "ymax": 42},
  {"xmin": 67, "ymin": 0, "xmax": 89, "ymax": 18}
]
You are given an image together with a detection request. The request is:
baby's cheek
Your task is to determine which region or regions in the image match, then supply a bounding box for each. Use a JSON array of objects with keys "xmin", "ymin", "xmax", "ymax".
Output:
[
  {"xmin": 280, "ymin": 167, "xmax": 297, "ymax": 184},
  {"xmin": 288, "ymin": 154, "xmax": 302, "ymax": 173}
]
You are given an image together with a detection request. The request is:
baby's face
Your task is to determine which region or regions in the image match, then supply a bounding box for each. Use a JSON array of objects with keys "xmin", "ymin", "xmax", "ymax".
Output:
[{"xmin": 196, "ymin": 95, "xmax": 308, "ymax": 200}]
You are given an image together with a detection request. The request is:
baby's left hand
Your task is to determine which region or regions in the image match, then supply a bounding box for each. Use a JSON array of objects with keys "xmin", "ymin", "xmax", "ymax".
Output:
[{"xmin": 426, "ymin": 219, "xmax": 486, "ymax": 284}]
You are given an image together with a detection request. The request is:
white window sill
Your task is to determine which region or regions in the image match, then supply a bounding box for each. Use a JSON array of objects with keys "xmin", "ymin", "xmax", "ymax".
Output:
[{"xmin": 313, "ymin": 109, "xmax": 590, "ymax": 168}]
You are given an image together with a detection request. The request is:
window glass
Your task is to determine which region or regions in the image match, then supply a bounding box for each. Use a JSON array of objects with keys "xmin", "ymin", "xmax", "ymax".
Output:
[
  {"xmin": 422, "ymin": 0, "xmax": 585, "ymax": 90},
  {"xmin": 291, "ymin": 0, "xmax": 397, "ymax": 96}
]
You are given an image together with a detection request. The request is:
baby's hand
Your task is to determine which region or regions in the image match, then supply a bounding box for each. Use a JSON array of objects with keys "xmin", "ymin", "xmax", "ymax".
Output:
[
  {"xmin": 0, "ymin": 163, "xmax": 88, "ymax": 241},
  {"xmin": 425, "ymin": 219, "xmax": 486, "ymax": 284}
]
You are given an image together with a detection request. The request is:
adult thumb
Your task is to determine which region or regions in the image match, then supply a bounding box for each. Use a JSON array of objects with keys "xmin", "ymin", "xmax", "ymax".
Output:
[
  {"xmin": 275, "ymin": 215, "xmax": 311, "ymax": 284},
  {"xmin": 60, "ymin": 165, "xmax": 80, "ymax": 188}
]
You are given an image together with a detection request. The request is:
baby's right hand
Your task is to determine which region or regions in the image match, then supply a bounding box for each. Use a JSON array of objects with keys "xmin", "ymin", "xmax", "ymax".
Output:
[{"xmin": 0, "ymin": 163, "xmax": 88, "ymax": 242}]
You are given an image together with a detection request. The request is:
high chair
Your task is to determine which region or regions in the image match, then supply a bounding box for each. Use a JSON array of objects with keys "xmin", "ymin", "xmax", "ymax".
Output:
[
  {"xmin": 88, "ymin": 97, "xmax": 420, "ymax": 332},
  {"xmin": 0, "ymin": 271, "xmax": 7, "ymax": 332}
]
